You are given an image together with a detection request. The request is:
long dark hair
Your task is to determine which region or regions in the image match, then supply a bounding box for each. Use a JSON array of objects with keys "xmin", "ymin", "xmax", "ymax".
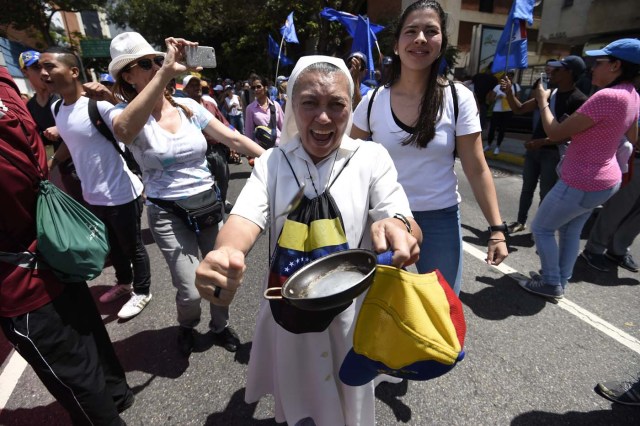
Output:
[
  {"xmin": 603, "ymin": 56, "xmax": 640, "ymax": 88},
  {"xmin": 387, "ymin": 0, "xmax": 449, "ymax": 148}
]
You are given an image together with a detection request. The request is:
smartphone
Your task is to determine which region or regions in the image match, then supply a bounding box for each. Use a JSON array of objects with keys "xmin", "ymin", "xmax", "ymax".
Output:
[
  {"xmin": 185, "ymin": 46, "xmax": 217, "ymax": 68},
  {"xmin": 540, "ymin": 72, "xmax": 548, "ymax": 90}
]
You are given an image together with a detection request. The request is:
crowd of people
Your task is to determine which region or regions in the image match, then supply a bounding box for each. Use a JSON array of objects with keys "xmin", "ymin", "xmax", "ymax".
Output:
[{"xmin": 2, "ymin": 0, "xmax": 640, "ymax": 424}]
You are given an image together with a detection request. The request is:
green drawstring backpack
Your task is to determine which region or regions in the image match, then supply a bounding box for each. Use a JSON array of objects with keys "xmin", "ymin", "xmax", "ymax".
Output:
[
  {"xmin": 0, "ymin": 147, "xmax": 109, "ymax": 283},
  {"xmin": 36, "ymin": 180, "xmax": 110, "ymax": 282}
]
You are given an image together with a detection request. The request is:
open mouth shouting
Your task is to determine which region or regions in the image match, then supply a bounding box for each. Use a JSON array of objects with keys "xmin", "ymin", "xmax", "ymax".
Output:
[{"xmin": 310, "ymin": 129, "xmax": 334, "ymax": 143}]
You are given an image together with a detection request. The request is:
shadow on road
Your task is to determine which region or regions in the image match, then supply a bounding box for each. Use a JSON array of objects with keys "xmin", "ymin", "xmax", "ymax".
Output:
[
  {"xmin": 510, "ymin": 405, "xmax": 639, "ymax": 425},
  {"xmin": 205, "ymin": 388, "xmax": 278, "ymax": 425},
  {"xmin": 460, "ymin": 274, "xmax": 547, "ymax": 321},
  {"xmin": 113, "ymin": 326, "xmax": 190, "ymax": 380},
  {"xmin": 375, "ymin": 379, "xmax": 412, "ymax": 423},
  {"xmin": 571, "ymin": 258, "xmax": 640, "ymax": 288},
  {"xmin": 0, "ymin": 401, "xmax": 70, "ymax": 426}
]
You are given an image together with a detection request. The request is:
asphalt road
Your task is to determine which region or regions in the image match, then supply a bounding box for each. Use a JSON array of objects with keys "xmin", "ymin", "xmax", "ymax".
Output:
[{"xmin": 1, "ymin": 158, "xmax": 639, "ymax": 425}]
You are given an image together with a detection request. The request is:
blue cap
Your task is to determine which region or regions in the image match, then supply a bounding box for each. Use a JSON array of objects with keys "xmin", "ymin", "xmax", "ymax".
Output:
[
  {"xmin": 19, "ymin": 50, "xmax": 40, "ymax": 69},
  {"xmin": 339, "ymin": 348, "xmax": 465, "ymax": 386},
  {"xmin": 585, "ymin": 38, "xmax": 640, "ymax": 65},
  {"xmin": 99, "ymin": 73, "xmax": 115, "ymax": 84}
]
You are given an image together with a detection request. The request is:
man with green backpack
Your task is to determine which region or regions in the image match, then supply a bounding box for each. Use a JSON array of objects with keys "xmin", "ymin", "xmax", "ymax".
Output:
[
  {"xmin": 0, "ymin": 64, "xmax": 134, "ymax": 426},
  {"xmin": 43, "ymin": 47, "xmax": 152, "ymax": 320}
]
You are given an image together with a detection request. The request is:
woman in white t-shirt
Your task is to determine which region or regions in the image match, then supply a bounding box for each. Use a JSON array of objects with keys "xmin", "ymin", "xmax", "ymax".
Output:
[
  {"xmin": 224, "ymin": 85, "xmax": 244, "ymax": 134},
  {"xmin": 107, "ymin": 32, "xmax": 264, "ymax": 356},
  {"xmin": 351, "ymin": 0, "xmax": 508, "ymax": 294}
]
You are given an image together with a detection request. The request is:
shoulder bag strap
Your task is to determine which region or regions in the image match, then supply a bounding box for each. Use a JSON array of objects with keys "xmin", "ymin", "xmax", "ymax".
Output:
[
  {"xmin": 269, "ymin": 103, "xmax": 277, "ymax": 142},
  {"xmin": 449, "ymin": 81, "xmax": 459, "ymax": 158},
  {"xmin": 366, "ymin": 85, "xmax": 382, "ymax": 133}
]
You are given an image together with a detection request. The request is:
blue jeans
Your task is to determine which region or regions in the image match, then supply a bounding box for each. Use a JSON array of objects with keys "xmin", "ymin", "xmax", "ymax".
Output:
[
  {"xmin": 413, "ymin": 205, "xmax": 462, "ymax": 295},
  {"xmin": 531, "ymin": 180, "xmax": 620, "ymax": 287},
  {"xmin": 228, "ymin": 114, "xmax": 244, "ymax": 135},
  {"xmin": 517, "ymin": 148, "xmax": 560, "ymax": 224}
]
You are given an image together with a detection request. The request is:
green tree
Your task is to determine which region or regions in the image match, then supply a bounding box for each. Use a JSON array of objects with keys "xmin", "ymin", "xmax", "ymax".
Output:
[
  {"xmin": 2, "ymin": 0, "xmax": 108, "ymax": 48},
  {"xmin": 107, "ymin": 0, "xmax": 373, "ymax": 79}
]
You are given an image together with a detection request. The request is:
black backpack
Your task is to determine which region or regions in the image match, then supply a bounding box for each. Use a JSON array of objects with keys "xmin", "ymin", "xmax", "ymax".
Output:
[{"xmin": 54, "ymin": 99, "xmax": 142, "ymax": 176}]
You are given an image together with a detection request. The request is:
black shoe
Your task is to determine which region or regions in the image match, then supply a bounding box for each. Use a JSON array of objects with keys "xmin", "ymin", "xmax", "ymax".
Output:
[
  {"xmin": 224, "ymin": 201, "xmax": 234, "ymax": 213},
  {"xmin": 211, "ymin": 326, "xmax": 240, "ymax": 352},
  {"xmin": 177, "ymin": 327, "xmax": 195, "ymax": 356},
  {"xmin": 580, "ymin": 250, "xmax": 610, "ymax": 272},
  {"xmin": 116, "ymin": 388, "xmax": 135, "ymax": 413},
  {"xmin": 605, "ymin": 252, "xmax": 639, "ymax": 273}
]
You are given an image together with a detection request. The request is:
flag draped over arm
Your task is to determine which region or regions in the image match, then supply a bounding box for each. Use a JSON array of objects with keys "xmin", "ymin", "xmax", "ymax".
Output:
[
  {"xmin": 491, "ymin": 0, "xmax": 535, "ymax": 73},
  {"xmin": 280, "ymin": 12, "xmax": 299, "ymax": 44},
  {"xmin": 268, "ymin": 34, "xmax": 293, "ymax": 66}
]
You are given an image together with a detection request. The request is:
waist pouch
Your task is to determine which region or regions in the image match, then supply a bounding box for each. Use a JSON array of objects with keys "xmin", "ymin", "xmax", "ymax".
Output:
[{"xmin": 149, "ymin": 187, "xmax": 223, "ymax": 233}]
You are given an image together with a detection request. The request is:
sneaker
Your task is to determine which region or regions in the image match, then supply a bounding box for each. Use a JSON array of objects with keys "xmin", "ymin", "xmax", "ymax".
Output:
[
  {"xmin": 605, "ymin": 252, "xmax": 639, "ymax": 273},
  {"xmin": 117, "ymin": 293, "xmax": 152, "ymax": 319},
  {"xmin": 211, "ymin": 326, "xmax": 240, "ymax": 352},
  {"xmin": 508, "ymin": 222, "xmax": 526, "ymax": 233},
  {"xmin": 99, "ymin": 284, "xmax": 132, "ymax": 303},
  {"xmin": 483, "ymin": 144, "xmax": 491, "ymax": 152},
  {"xmin": 581, "ymin": 250, "xmax": 610, "ymax": 272},
  {"xmin": 493, "ymin": 147, "xmax": 500, "ymax": 155},
  {"xmin": 224, "ymin": 201, "xmax": 234, "ymax": 213},
  {"xmin": 177, "ymin": 327, "xmax": 195, "ymax": 356},
  {"xmin": 518, "ymin": 275, "xmax": 564, "ymax": 300},
  {"xmin": 596, "ymin": 377, "xmax": 640, "ymax": 406}
]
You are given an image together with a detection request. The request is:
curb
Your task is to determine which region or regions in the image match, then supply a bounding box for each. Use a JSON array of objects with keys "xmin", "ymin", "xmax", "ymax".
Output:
[{"xmin": 484, "ymin": 151, "xmax": 525, "ymax": 167}]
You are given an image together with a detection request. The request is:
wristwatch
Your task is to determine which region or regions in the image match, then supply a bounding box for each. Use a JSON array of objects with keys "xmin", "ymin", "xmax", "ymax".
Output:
[
  {"xmin": 393, "ymin": 213, "xmax": 412, "ymax": 235},
  {"xmin": 488, "ymin": 221, "xmax": 509, "ymax": 235}
]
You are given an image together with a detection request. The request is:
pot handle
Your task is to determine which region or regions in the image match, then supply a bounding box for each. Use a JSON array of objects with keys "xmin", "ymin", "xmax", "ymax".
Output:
[
  {"xmin": 264, "ymin": 287, "xmax": 284, "ymax": 300},
  {"xmin": 376, "ymin": 250, "xmax": 393, "ymax": 266}
]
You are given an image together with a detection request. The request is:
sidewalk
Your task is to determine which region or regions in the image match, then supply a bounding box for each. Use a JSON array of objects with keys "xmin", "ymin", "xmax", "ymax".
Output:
[{"xmin": 482, "ymin": 132, "xmax": 528, "ymax": 173}]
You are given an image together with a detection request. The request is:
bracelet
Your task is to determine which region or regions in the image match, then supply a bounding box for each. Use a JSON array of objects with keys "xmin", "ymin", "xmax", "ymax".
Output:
[
  {"xmin": 488, "ymin": 238, "xmax": 506, "ymax": 244},
  {"xmin": 541, "ymin": 103, "xmax": 550, "ymax": 112}
]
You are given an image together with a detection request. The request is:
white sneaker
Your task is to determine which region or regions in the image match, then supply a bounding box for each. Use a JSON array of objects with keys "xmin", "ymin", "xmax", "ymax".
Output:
[
  {"xmin": 493, "ymin": 147, "xmax": 500, "ymax": 155},
  {"xmin": 117, "ymin": 293, "xmax": 152, "ymax": 319},
  {"xmin": 99, "ymin": 284, "xmax": 132, "ymax": 303},
  {"xmin": 483, "ymin": 145, "xmax": 491, "ymax": 152}
]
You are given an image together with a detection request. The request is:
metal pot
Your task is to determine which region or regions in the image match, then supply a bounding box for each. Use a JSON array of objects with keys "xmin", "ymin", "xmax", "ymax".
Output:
[{"xmin": 264, "ymin": 249, "xmax": 392, "ymax": 311}]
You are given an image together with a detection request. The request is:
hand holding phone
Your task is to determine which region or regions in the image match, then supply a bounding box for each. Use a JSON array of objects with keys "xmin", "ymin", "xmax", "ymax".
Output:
[
  {"xmin": 540, "ymin": 72, "xmax": 549, "ymax": 90},
  {"xmin": 185, "ymin": 46, "xmax": 217, "ymax": 68}
]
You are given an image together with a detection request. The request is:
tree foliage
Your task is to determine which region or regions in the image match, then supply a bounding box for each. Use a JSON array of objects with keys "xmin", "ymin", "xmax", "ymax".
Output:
[
  {"xmin": 107, "ymin": 0, "xmax": 377, "ymax": 80},
  {"xmin": 2, "ymin": 0, "xmax": 108, "ymax": 48}
]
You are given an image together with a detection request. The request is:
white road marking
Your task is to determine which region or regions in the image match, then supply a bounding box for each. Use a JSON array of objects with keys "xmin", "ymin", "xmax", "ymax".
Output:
[
  {"xmin": 463, "ymin": 241, "xmax": 640, "ymax": 355},
  {"xmin": 0, "ymin": 350, "xmax": 27, "ymax": 410}
]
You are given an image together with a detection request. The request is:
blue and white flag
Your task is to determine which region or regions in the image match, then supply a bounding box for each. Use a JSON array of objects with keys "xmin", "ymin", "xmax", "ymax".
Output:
[
  {"xmin": 491, "ymin": 0, "xmax": 535, "ymax": 73},
  {"xmin": 268, "ymin": 34, "xmax": 293, "ymax": 66},
  {"xmin": 280, "ymin": 12, "xmax": 299, "ymax": 44}
]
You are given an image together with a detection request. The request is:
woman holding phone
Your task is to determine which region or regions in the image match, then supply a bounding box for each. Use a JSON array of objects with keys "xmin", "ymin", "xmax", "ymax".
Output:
[{"xmin": 107, "ymin": 32, "xmax": 264, "ymax": 355}]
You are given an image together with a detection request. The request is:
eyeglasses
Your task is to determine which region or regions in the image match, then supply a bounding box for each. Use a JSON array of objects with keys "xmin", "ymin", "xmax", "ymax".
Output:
[
  {"xmin": 251, "ymin": 84, "xmax": 263, "ymax": 90},
  {"xmin": 127, "ymin": 56, "xmax": 165, "ymax": 71}
]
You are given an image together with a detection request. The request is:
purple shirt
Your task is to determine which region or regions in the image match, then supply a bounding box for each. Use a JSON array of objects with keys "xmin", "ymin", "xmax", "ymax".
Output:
[{"xmin": 244, "ymin": 99, "xmax": 284, "ymax": 145}]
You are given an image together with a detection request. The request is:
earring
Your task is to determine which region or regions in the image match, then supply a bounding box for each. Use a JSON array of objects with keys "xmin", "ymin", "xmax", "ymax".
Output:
[
  {"xmin": 131, "ymin": 83, "xmax": 136, "ymax": 89},
  {"xmin": 394, "ymin": 51, "xmax": 398, "ymax": 55}
]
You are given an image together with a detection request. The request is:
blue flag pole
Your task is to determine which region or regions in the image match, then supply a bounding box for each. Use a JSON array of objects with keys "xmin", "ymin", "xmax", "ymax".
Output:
[
  {"xmin": 275, "ymin": 36, "xmax": 285, "ymax": 85},
  {"xmin": 504, "ymin": 20, "xmax": 516, "ymax": 74}
]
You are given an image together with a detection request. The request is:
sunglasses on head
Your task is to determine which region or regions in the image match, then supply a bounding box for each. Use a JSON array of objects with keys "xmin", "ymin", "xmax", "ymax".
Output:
[
  {"xmin": 127, "ymin": 56, "xmax": 164, "ymax": 71},
  {"xmin": 251, "ymin": 84, "xmax": 263, "ymax": 90}
]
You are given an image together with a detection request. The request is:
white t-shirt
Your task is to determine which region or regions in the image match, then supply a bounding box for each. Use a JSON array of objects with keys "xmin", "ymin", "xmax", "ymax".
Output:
[
  {"xmin": 52, "ymin": 96, "xmax": 143, "ymax": 206},
  {"xmin": 107, "ymin": 97, "xmax": 214, "ymax": 201},
  {"xmin": 225, "ymin": 94, "xmax": 242, "ymax": 116},
  {"xmin": 491, "ymin": 83, "xmax": 520, "ymax": 112},
  {"xmin": 352, "ymin": 83, "xmax": 481, "ymax": 211},
  {"xmin": 234, "ymin": 137, "xmax": 412, "ymax": 426}
]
